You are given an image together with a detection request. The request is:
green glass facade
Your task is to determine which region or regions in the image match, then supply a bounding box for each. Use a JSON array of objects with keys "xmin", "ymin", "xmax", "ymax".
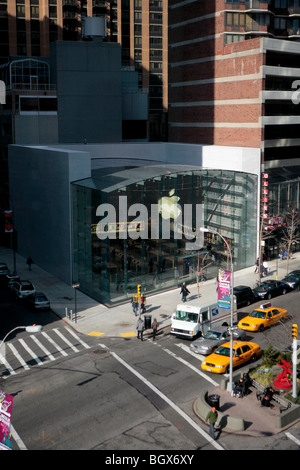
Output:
[{"xmin": 71, "ymin": 165, "xmax": 258, "ymax": 304}]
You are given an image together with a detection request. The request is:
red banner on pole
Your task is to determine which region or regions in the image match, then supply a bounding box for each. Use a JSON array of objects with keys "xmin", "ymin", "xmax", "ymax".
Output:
[
  {"xmin": 4, "ymin": 210, "xmax": 13, "ymax": 233},
  {"xmin": 0, "ymin": 391, "xmax": 14, "ymax": 450}
]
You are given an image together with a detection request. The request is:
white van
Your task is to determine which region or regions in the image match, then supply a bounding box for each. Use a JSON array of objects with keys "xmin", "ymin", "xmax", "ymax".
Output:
[{"xmin": 170, "ymin": 300, "xmax": 237, "ymax": 339}]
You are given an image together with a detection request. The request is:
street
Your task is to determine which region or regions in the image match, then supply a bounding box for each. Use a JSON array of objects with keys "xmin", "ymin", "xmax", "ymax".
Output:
[{"xmin": 1, "ymin": 285, "xmax": 300, "ymax": 451}]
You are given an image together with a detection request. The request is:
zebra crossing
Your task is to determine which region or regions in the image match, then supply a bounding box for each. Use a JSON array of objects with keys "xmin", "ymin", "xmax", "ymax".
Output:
[{"xmin": 0, "ymin": 327, "xmax": 92, "ymax": 377}]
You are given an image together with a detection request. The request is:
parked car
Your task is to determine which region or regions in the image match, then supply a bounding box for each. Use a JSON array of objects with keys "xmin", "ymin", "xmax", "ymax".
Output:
[
  {"xmin": 201, "ymin": 340, "xmax": 261, "ymax": 374},
  {"xmin": 253, "ymin": 280, "xmax": 291, "ymax": 300},
  {"xmin": 24, "ymin": 291, "xmax": 50, "ymax": 310},
  {"xmin": 190, "ymin": 326, "xmax": 246, "ymax": 356},
  {"xmin": 238, "ymin": 303, "xmax": 288, "ymax": 332},
  {"xmin": 5, "ymin": 274, "xmax": 20, "ymax": 289},
  {"xmin": 281, "ymin": 270, "xmax": 300, "ymax": 291},
  {"xmin": 11, "ymin": 280, "xmax": 36, "ymax": 299},
  {"xmin": 0, "ymin": 263, "xmax": 10, "ymax": 279},
  {"xmin": 233, "ymin": 285, "xmax": 256, "ymax": 308}
]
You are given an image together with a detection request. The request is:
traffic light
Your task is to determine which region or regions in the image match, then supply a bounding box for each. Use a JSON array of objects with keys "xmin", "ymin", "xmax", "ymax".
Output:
[
  {"xmin": 137, "ymin": 284, "xmax": 141, "ymax": 296},
  {"xmin": 292, "ymin": 324, "xmax": 298, "ymax": 340}
]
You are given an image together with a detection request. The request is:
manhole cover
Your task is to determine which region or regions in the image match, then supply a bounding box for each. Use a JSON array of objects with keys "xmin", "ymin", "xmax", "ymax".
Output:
[{"xmin": 93, "ymin": 349, "xmax": 107, "ymax": 355}]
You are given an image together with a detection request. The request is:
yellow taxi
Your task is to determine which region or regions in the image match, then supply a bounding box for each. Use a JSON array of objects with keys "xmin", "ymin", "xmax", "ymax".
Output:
[
  {"xmin": 237, "ymin": 303, "xmax": 288, "ymax": 332},
  {"xmin": 201, "ymin": 340, "xmax": 261, "ymax": 374}
]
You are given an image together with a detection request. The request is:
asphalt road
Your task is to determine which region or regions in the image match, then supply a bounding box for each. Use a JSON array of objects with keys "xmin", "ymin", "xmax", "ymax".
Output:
[{"xmin": 1, "ymin": 287, "xmax": 300, "ymax": 452}]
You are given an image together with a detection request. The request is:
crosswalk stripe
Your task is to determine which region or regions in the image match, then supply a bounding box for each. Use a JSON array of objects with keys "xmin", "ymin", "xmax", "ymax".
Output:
[
  {"xmin": 53, "ymin": 328, "xmax": 80, "ymax": 352},
  {"xmin": 0, "ymin": 327, "xmax": 92, "ymax": 376},
  {"xmin": 66, "ymin": 328, "xmax": 91, "ymax": 349},
  {"xmin": 41, "ymin": 331, "xmax": 68, "ymax": 356},
  {"xmin": 8, "ymin": 343, "xmax": 30, "ymax": 370},
  {"xmin": 18, "ymin": 338, "xmax": 43, "ymax": 365},
  {"xmin": 0, "ymin": 352, "xmax": 16, "ymax": 375},
  {"xmin": 30, "ymin": 334, "xmax": 56, "ymax": 361}
]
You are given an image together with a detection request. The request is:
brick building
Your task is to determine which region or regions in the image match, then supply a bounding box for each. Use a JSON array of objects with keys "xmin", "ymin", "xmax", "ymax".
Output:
[{"xmin": 168, "ymin": 0, "xmax": 300, "ymax": 165}]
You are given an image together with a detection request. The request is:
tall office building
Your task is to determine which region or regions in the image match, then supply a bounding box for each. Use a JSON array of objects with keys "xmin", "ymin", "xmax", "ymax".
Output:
[
  {"xmin": 0, "ymin": 0, "xmax": 167, "ymax": 141},
  {"xmin": 168, "ymin": 0, "xmax": 300, "ymax": 164}
]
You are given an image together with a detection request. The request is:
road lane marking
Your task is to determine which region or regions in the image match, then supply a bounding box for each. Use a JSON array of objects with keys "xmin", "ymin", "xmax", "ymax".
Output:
[
  {"xmin": 53, "ymin": 328, "xmax": 80, "ymax": 353},
  {"xmin": 30, "ymin": 334, "xmax": 56, "ymax": 361},
  {"xmin": 18, "ymin": 338, "xmax": 43, "ymax": 365},
  {"xmin": 107, "ymin": 347, "xmax": 224, "ymax": 450},
  {"xmin": 11, "ymin": 424, "xmax": 27, "ymax": 450},
  {"xmin": 66, "ymin": 328, "xmax": 91, "ymax": 349},
  {"xmin": 8, "ymin": 343, "xmax": 30, "ymax": 370},
  {"xmin": 176, "ymin": 342, "xmax": 206, "ymax": 361},
  {"xmin": 41, "ymin": 331, "xmax": 68, "ymax": 356},
  {"xmin": 0, "ymin": 352, "xmax": 16, "ymax": 375},
  {"xmin": 163, "ymin": 348, "xmax": 218, "ymax": 386},
  {"xmin": 286, "ymin": 432, "xmax": 300, "ymax": 447}
]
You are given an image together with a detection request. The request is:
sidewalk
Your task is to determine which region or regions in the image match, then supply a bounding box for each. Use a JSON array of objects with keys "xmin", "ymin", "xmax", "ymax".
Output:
[
  {"xmin": 1, "ymin": 246, "xmax": 299, "ymax": 339},
  {"xmin": 193, "ymin": 385, "xmax": 290, "ymax": 438}
]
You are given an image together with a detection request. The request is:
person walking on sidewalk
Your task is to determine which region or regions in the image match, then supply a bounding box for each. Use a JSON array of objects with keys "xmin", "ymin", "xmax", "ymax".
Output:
[
  {"xmin": 132, "ymin": 296, "xmax": 138, "ymax": 316},
  {"xmin": 180, "ymin": 282, "xmax": 190, "ymax": 302},
  {"xmin": 26, "ymin": 256, "xmax": 34, "ymax": 271},
  {"xmin": 206, "ymin": 406, "xmax": 218, "ymax": 440},
  {"xmin": 136, "ymin": 317, "xmax": 144, "ymax": 341},
  {"xmin": 151, "ymin": 318, "xmax": 158, "ymax": 341}
]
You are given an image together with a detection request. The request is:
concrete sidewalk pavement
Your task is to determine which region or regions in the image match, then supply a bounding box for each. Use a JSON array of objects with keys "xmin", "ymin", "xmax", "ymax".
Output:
[{"xmin": 1, "ymin": 246, "xmax": 300, "ymax": 339}]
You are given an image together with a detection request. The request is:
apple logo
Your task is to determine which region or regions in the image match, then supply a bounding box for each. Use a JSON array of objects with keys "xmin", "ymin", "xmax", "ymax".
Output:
[{"xmin": 158, "ymin": 189, "xmax": 181, "ymax": 220}]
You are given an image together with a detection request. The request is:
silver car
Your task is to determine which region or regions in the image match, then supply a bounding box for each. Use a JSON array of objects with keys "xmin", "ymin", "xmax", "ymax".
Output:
[
  {"xmin": 11, "ymin": 280, "xmax": 35, "ymax": 299},
  {"xmin": 24, "ymin": 292, "xmax": 50, "ymax": 310},
  {"xmin": 190, "ymin": 326, "xmax": 246, "ymax": 355}
]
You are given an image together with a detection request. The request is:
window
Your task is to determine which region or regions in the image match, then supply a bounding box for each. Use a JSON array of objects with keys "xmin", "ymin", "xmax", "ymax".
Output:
[
  {"xmin": 225, "ymin": 34, "xmax": 245, "ymax": 44},
  {"xmin": 226, "ymin": 12, "xmax": 245, "ymax": 26},
  {"xmin": 19, "ymin": 96, "xmax": 57, "ymax": 113},
  {"xmin": 274, "ymin": 17, "xmax": 287, "ymax": 29},
  {"xmin": 274, "ymin": 0, "xmax": 287, "ymax": 7}
]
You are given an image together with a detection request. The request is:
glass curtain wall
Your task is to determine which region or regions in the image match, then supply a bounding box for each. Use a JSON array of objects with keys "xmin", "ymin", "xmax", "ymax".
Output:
[{"xmin": 72, "ymin": 168, "xmax": 257, "ymax": 305}]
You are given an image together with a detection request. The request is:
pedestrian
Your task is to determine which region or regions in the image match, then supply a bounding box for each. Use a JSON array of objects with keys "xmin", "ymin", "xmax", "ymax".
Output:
[
  {"xmin": 263, "ymin": 260, "xmax": 269, "ymax": 276},
  {"xmin": 26, "ymin": 256, "xmax": 34, "ymax": 271},
  {"xmin": 254, "ymin": 257, "xmax": 259, "ymax": 273},
  {"xmin": 136, "ymin": 317, "xmax": 144, "ymax": 341},
  {"xmin": 260, "ymin": 387, "xmax": 275, "ymax": 407},
  {"xmin": 132, "ymin": 296, "xmax": 138, "ymax": 316},
  {"xmin": 141, "ymin": 294, "xmax": 146, "ymax": 313},
  {"xmin": 206, "ymin": 406, "xmax": 218, "ymax": 440},
  {"xmin": 180, "ymin": 282, "xmax": 190, "ymax": 302},
  {"xmin": 151, "ymin": 317, "xmax": 158, "ymax": 341},
  {"xmin": 232, "ymin": 377, "xmax": 244, "ymax": 398},
  {"xmin": 260, "ymin": 262, "xmax": 264, "ymax": 277}
]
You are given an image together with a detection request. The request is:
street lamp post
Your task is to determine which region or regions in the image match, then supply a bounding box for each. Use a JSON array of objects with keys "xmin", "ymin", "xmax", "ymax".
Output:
[
  {"xmin": 200, "ymin": 227, "xmax": 234, "ymax": 393},
  {"xmin": 0, "ymin": 325, "xmax": 42, "ymax": 353}
]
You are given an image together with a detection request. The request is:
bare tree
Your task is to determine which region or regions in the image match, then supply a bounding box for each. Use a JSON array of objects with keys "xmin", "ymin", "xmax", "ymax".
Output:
[{"xmin": 280, "ymin": 206, "xmax": 300, "ymax": 274}]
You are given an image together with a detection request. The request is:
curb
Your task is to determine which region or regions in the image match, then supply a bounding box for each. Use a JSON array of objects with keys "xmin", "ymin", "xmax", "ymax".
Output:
[{"xmin": 193, "ymin": 390, "xmax": 245, "ymax": 433}]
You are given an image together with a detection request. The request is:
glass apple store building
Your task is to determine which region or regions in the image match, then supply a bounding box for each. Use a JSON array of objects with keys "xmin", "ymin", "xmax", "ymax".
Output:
[{"xmin": 71, "ymin": 164, "xmax": 257, "ymax": 305}]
